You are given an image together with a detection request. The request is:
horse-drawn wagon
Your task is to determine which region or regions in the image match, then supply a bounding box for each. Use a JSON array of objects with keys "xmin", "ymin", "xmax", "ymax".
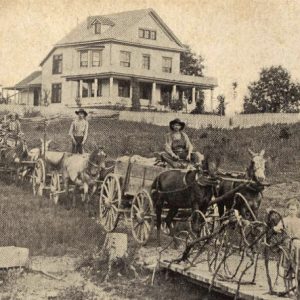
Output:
[
  {"xmin": 0, "ymin": 132, "xmax": 37, "ymax": 184},
  {"xmin": 98, "ymin": 155, "xmax": 217, "ymax": 245},
  {"xmin": 99, "ymin": 156, "xmax": 162, "ymax": 244},
  {"xmin": 32, "ymin": 144, "xmax": 112, "ymax": 212}
]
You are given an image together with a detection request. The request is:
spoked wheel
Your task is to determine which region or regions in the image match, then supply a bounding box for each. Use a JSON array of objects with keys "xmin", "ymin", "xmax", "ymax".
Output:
[
  {"xmin": 99, "ymin": 174, "xmax": 121, "ymax": 232},
  {"xmin": 32, "ymin": 159, "xmax": 45, "ymax": 197},
  {"xmin": 50, "ymin": 171, "xmax": 61, "ymax": 204},
  {"xmin": 131, "ymin": 190, "xmax": 154, "ymax": 245}
]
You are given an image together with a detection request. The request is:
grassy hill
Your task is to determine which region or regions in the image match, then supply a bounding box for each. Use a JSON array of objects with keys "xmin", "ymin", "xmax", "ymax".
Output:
[{"xmin": 23, "ymin": 117, "xmax": 300, "ymax": 183}]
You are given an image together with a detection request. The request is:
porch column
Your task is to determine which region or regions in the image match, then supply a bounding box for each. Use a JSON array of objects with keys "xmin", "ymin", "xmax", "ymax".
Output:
[
  {"xmin": 192, "ymin": 86, "xmax": 196, "ymax": 103},
  {"xmin": 27, "ymin": 87, "xmax": 29, "ymax": 105},
  {"xmin": 210, "ymin": 88, "xmax": 214, "ymax": 112},
  {"xmin": 151, "ymin": 81, "xmax": 156, "ymax": 106},
  {"xmin": 109, "ymin": 77, "xmax": 113, "ymax": 97},
  {"xmin": 14, "ymin": 88, "xmax": 17, "ymax": 104},
  {"xmin": 94, "ymin": 78, "xmax": 98, "ymax": 98},
  {"xmin": 79, "ymin": 80, "xmax": 83, "ymax": 98},
  {"xmin": 129, "ymin": 81, "xmax": 133, "ymax": 99},
  {"xmin": 172, "ymin": 84, "xmax": 177, "ymax": 99}
]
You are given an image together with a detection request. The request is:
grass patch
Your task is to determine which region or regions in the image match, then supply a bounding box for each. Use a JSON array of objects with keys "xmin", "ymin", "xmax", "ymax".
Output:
[
  {"xmin": 0, "ymin": 184, "xmax": 104, "ymax": 256},
  {"xmin": 22, "ymin": 117, "xmax": 300, "ymax": 183}
]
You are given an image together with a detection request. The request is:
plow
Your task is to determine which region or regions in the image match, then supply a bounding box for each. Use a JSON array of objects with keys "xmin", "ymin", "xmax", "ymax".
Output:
[{"xmin": 158, "ymin": 190, "xmax": 300, "ymax": 300}]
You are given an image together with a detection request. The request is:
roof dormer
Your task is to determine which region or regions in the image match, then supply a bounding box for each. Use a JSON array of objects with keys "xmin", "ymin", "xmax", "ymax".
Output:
[
  {"xmin": 93, "ymin": 20, "xmax": 101, "ymax": 34},
  {"xmin": 87, "ymin": 16, "xmax": 115, "ymax": 35}
]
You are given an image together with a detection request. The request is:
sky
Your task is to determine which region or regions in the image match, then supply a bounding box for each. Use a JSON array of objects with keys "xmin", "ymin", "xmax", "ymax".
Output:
[{"xmin": 0, "ymin": 0, "xmax": 300, "ymax": 114}]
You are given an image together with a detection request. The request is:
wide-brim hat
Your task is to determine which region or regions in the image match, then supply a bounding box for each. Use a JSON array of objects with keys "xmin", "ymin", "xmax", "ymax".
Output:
[
  {"xmin": 75, "ymin": 108, "xmax": 88, "ymax": 117},
  {"xmin": 8, "ymin": 112, "xmax": 18, "ymax": 119},
  {"xmin": 169, "ymin": 118, "xmax": 185, "ymax": 130}
]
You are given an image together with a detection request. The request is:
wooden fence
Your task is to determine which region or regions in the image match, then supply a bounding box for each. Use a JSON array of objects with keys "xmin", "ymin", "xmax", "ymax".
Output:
[{"xmin": 119, "ymin": 111, "xmax": 300, "ymax": 129}]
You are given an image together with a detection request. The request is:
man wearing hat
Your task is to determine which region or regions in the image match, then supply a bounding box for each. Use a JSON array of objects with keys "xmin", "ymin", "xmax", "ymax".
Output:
[
  {"xmin": 161, "ymin": 118, "xmax": 204, "ymax": 167},
  {"xmin": 69, "ymin": 108, "xmax": 89, "ymax": 154},
  {"xmin": 6, "ymin": 113, "xmax": 22, "ymax": 146}
]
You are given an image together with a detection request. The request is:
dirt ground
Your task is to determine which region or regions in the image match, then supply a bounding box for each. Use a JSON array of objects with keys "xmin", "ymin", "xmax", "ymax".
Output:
[
  {"xmin": 0, "ymin": 256, "xmax": 125, "ymax": 300},
  {"xmin": 0, "ymin": 181, "xmax": 298, "ymax": 299}
]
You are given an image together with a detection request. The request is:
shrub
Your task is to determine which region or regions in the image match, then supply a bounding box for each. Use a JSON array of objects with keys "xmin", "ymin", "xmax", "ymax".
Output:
[{"xmin": 23, "ymin": 109, "xmax": 42, "ymax": 118}]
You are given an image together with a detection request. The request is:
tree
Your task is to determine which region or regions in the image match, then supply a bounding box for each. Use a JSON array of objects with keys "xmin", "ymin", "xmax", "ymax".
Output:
[
  {"xmin": 42, "ymin": 89, "xmax": 50, "ymax": 106},
  {"xmin": 180, "ymin": 45, "xmax": 205, "ymax": 76},
  {"xmin": 190, "ymin": 89, "xmax": 205, "ymax": 114},
  {"xmin": 217, "ymin": 94, "xmax": 226, "ymax": 116},
  {"xmin": 131, "ymin": 78, "xmax": 140, "ymax": 111},
  {"xmin": 243, "ymin": 66, "xmax": 300, "ymax": 113}
]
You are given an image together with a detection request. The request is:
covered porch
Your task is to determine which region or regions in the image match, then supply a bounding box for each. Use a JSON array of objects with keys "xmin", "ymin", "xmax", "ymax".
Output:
[
  {"xmin": 3, "ymin": 71, "xmax": 42, "ymax": 106},
  {"xmin": 67, "ymin": 73, "xmax": 216, "ymax": 112}
]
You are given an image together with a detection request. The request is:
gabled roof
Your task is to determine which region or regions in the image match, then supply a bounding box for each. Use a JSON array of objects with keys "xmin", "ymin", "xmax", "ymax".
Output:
[
  {"xmin": 14, "ymin": 71, "xmax": 42, "ymax": 89},
  {"xmin": 41, "ymin": 8, "xmax": 186, "ymax": 66}
]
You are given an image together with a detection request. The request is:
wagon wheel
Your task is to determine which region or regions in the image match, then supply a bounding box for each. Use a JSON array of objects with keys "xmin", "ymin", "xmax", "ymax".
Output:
[
  {"xmin": 131, "ymin": 190, "xmax": 154, "ymax": 245},
  {"xmin": 32, "ymin": 159, "xmax": 45, "ymax": 197},
  {"xmin": 99, "ymin": 174, "xmax": 121, "ymax": 232},
  {"xmin": 50, "ymin": 171, "xmax": 61, "ymax": 205}
]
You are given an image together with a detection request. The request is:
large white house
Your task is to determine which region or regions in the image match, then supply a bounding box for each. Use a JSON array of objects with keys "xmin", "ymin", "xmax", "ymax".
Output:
[{"xmin": 6, "ymin": 8, "xmax": 217, "ymax": 110}]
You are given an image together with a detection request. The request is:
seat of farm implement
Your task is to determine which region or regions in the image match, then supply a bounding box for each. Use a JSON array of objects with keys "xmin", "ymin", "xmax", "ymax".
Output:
[{"xmin": 44, "ymin": 151, "xmax": 70, "ymax": 166}]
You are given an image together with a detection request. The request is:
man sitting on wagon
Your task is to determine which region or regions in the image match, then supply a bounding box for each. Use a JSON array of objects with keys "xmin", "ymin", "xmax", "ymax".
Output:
[
  {"xmin": 160, "ymin": 118, "xmax": 204, "ymax": 168},
  {"xmin": 5, "ymin": 113, "xmax": 23, "ymax": 146}
]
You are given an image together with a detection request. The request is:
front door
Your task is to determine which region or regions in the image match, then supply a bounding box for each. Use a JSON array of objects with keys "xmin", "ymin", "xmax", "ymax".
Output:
[
  {"xmin": 33, "ymin": 88, "xmax": 40, "ymax": 106},
  {"xmin": 160, "ymin": 85, "xmax": 172, "ymax": 107}
]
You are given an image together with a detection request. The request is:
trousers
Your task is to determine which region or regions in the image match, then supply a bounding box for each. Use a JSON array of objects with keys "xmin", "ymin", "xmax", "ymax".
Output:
[{"xmin": 72, "ymin": 136, "xmax": 84, "ymax": 154}]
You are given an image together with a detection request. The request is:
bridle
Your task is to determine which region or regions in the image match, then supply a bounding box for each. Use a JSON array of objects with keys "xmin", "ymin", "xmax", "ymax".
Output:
[{"xmin": 86, "ymin": 154, "xmax": 105, "ymax": 178}]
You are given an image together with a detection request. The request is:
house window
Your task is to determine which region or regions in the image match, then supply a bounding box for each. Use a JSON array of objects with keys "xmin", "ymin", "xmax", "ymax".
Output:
[
  {"xmin": 142, "ymin": 54, "xmax": 150, "ymax": 70},
  {"xmin": 150, "ymin": 31, "xmax": 156, "ymax": 40},
  {"xmin": 138, "ymin": 29, "xmax": 144, "ymax": 38},
  {"xmin": 51, "ymin": 83, "xmax": 62, "ymax": 103},
  {"xmin": 94, "ymin": 22, "xmax": 101, "ymax": 34},
  {"xmin": 80, "ymin": 51, "xmax": 88, "ymax": 68},
  {"xmin": 118, "ymin": 80, "xmax": 130, "ymax": 97},
  {"xmin": 138, "ymin": 28, "xmax": 157, "ymax": 40},
  {"xmin": 92, "ymin": 50, "xmax": 102, "ymax": 67},
  {"xmin": 52, "ymin": 54, "xmax": 62, "ymax": 74},
  {"xmin": 162, "ymin": 57, "xmax": 172, "ymax": 73},
  {"xmin": 120, "ymin": 51, "xmax": 131, "ymax": 67}
]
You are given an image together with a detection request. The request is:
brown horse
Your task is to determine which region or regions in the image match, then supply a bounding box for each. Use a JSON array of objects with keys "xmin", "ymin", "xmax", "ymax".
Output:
[
  {"xmin": 151, "ymin": 157, "xmax": 219, "ymax": 245},
  {"xmin": 217, "ymin": 149, "xmax": 266, "ymax": 221}
]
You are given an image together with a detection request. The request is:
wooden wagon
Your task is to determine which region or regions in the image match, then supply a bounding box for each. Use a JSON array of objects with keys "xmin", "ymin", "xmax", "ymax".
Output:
[
  {"xmin": 99, "ymin": 157, "xmax": 216, "ymax": 245},
  {"xmin": 99, "ymin": 157, "xmax": 164, "ymax": 244},
  {"xmin": 31, "ymin": 152, "xmax": 67, "ymax": 199},
  {"xmin": 32, "ymin": 151, "xmax": 115, "ymax": 207}
]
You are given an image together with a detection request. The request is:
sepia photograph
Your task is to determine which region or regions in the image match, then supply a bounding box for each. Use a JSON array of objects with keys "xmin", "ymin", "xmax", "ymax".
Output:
[{"xmin": 1, "ymin": 0, "xmax": 300, "ymax": 299}]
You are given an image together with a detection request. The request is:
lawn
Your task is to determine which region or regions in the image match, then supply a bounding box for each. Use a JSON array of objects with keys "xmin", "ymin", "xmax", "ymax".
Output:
[
  {"xmin": 0, "ymin": 184, "xmax": 103, "ymax": 256},
  {"xmin": 23, "ymin": 117, "xmax": 300, "ymax": 183}
]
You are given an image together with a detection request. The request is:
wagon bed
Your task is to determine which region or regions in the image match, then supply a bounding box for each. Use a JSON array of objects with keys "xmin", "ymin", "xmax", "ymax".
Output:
[{"xmin": 114, "ymin": 158, "xmax": 166, "ymax": 195}]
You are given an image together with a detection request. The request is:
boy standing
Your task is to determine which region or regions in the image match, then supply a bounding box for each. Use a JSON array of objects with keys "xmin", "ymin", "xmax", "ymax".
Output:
[{"xmin": 69, "ymin": 109, "xmax": 89, "ymax": 154}]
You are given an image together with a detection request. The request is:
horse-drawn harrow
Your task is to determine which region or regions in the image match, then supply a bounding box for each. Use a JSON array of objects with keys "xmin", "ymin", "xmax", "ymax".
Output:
[{"xmin": 160, "ymin": 197, "xmax": 300, "ymax": 300}]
